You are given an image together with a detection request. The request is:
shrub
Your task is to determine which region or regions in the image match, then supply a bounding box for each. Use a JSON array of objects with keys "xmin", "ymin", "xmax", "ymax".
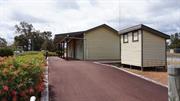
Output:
[
  {"xmin": 47, "ymin": 52, "xmax": 57, "ymax": 56},
  {"xmin": 0, "ymin": 48, "xmax": 13, "ymax": 57},
  {"xmin": 43, "ymin": 51, "xmax": 58, "ymax": 57},
  {"xmin": 0, "ymin": 52, "xmax": 45, "ymax": 101},
  {"xmin": 56, "ymin": 50, "xmax": 64, "ymax": 57}
]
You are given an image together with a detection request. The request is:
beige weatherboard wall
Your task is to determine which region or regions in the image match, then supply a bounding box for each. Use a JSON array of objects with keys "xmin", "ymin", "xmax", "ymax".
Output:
[
  {"xmin": 54, "ymin": 24, "xmax": 120, "ymax": 61},
  {"xmin": 121, "ymin": 30, "xmax": 142, "ymax": 67},
  {"xmin": 119, "ymin": 24, "xmax": 170, "ymax": 69},
  {"xmin": 84, "ymin": 26, "xmax": 120, "ymax": 60},
  {"xmin": 143, "ymin": 30, "xmax": 166, "ymax": 67}
]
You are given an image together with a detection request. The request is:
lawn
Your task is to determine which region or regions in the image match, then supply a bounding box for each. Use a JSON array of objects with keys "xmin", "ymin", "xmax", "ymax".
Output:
[{"xmin": 0, "ymin": 51, "xmax": 45, "ymax": 101}]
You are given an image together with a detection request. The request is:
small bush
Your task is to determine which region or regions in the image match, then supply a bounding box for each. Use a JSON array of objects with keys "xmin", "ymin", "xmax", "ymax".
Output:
[
  {"xmin": 0, "ymin": 52, "xmax": 45, "ymax": 101},
  {"xmin": 56, "ymin": 50, "xmax": 64, "ymax": 57},
  {"xmin": 48, "ymin": 52, "xmax": 58, "ymax": 56},
  {"xmin": 43, "ymin": 51, "xmax": 57, "ymax": 57},
  {"xmin": 0, "ymin": 48, "xmax": 13, "ymax": 57},
  {"xmin": 18, "ymin": 51, "xmax": 39, "ymax": 56}
]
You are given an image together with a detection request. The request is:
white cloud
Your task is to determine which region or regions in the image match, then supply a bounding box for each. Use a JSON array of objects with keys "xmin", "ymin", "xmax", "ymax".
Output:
[
  {"xmin": 118, "ymin": 0, "xmax": 180, "ymax": 33},
  {"xmin": 0, "ymin": 0, "xmax": 179, "ymax": 44}
]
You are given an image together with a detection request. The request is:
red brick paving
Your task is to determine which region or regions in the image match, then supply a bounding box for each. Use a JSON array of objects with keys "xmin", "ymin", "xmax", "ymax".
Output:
[{"xmin": 48, "ymin": 57, "xmax": 167, "ymax": 101}]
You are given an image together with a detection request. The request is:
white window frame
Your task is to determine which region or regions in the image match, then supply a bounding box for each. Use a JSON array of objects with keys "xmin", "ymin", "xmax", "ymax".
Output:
[
  {"xmin": 132, "ymin": 31, "xmax": 139, "ymax": 42},
  {"xmin": 123, "ymin": 34, "xmax": 128, "ymax": 43}
]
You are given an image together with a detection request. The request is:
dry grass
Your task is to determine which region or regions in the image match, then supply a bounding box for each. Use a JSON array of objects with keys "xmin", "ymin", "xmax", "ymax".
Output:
[
  {"xmin": 0, "ymin": 57, "xmax": 9, "ymax": 63},
  {"xmin": 0, "ymin": 57, "xmax": 5, "ymax": 64},
  {"xmin": 123, "ymin": 68, "xmax": 168, "ymax": 85}
]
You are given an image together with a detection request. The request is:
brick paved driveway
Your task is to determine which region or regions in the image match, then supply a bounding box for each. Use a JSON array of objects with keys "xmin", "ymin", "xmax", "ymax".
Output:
[{"xmin": 48, "ymin": 57, "xmax": 167, "ymax": 101}]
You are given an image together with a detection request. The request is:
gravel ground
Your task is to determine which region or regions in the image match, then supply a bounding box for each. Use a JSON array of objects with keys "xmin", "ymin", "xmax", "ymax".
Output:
[{"xmin": 122, "ymin": 68, "xmax": 168, "ymax": 85}]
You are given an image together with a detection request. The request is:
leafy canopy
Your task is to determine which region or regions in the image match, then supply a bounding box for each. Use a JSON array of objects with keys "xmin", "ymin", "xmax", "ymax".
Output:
[
  {"xmin": 169, "ymin": 32, "xmax": 180, "ymax": 49},
  {"xmin": 14, "ymin": 21, "xmax": 55, "ymax": 51},
  {"xmin": 0, "ymin": 37, "xmax": 7, "ymax": 47}
]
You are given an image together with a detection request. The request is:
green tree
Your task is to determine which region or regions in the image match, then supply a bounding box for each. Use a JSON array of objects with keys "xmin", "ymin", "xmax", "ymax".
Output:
[
  {"xmin": 15, "ymin": 21, "xmax": 34, "ymax": 50},
  {"xmin": 14, "ymin": 21, "xmax": 55, "ymax": 51},
  {"xmin": 169, "ymin": 33, "xmax": 180, "ymax": 49},
  {"xmin": 0, "ymin": 37, "xmax": 7, "ymax": 47},
  {"xmin": 41, "ymin": 31, "xmax": 52, "ymax": 40},
  {"xmin": 41, "ymin": 31, "xmax": 53, "ymax": 50},
  {"xmin": 32, "ymin": 31, "xmax": 44, "ymax": 51},
  {"xmin": 41, "ymin": 39, "xmax": 55, "ymax": 51},
  {"xmin": 14, "ymin": 34, "xmax": 29, "ymax": 50}
]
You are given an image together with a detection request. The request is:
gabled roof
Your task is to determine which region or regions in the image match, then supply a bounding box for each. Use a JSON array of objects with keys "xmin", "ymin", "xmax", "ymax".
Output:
[
  {"xmin": 119, "ymin": 24, "xmax": 170, "ymax": 39},
  {"xmin": 85, "ymin": 24, "xmax": 118, "ymax": 33},
  {"xmin": 54, "ymin": 24, "xmax": 118, "ymax": 43},
  {"xmin": 55, "ymin": 24, "xmax": 118, "ymax": 37}
]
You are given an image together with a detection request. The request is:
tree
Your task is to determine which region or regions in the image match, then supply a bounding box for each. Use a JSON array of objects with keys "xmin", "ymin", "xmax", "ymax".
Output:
[
  {"xmin": 41, "ymin": 31, "xmax": 53, "ymax": 50},
  {"xmin": 14, "ymin": 21, "xmax": 55, "ymax": 51},
  {"xmin": 14, "ymin": 34, "xmax": 29, "ymax": 50},
  {"xmin": 0, "ymin": 37, "xmax": 7, "ymax": 47},
  {"xmin": 41, "ymin": 31, "xmax": 52, "ymax": 40},
  {"xmin": 169, "ymin": 33, "xmax": 180, "ymax": 49},
  {"xmin": 15, "ymin": 21, "xmax": 34, "ymax": 50},
  {"xmin": 31, "ymin": 31, "xmax": 43, "ymax": 51},
  {"xmin": 41, "ymin": 39, "xmax": 55, "ymax": 51}
]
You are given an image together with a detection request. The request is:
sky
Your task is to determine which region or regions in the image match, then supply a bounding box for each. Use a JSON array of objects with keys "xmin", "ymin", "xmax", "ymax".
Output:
[{"xmin": 0, "ymin": 0, "xmax": 180, "ymax": 44}]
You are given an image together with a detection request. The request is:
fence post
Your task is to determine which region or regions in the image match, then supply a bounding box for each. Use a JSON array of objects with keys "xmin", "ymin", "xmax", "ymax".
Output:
[{"xmin": 168, "ymin": 65, "xmax": 180, "ymax": 101}]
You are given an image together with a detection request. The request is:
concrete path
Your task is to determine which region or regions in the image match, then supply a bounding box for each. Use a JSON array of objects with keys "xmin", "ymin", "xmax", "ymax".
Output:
[{"xmin": 48, "ymin": 57, "xmax": 168, "ymax": 101}]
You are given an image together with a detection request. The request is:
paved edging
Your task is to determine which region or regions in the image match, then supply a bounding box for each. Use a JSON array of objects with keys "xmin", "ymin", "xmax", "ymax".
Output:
[
  {"xmin": 94, "ymin": 62, "xmax": 168, "ymax": 88},
  {"xmin": 41, "ymin": 57, "xmax": 49, "ymax": 101}
]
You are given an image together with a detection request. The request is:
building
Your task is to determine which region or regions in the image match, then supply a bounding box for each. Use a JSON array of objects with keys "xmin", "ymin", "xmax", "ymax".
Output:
[
  {"xmin": 54, "ymin": 24, "xmax": 120, "ymax": 60},
  {"xmin": 119, "ymin": 24, "xmax": 170, "ymax": 70}
]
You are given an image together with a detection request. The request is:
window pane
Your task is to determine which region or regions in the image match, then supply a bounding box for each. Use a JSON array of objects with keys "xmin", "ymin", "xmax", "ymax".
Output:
[
  {"xmin": 133, "ymin": 31, "xmax": 138, "ymax": 41},
  {"xmin": 123, "ymin": 34, "xmax": 128, "ymax": 43}
]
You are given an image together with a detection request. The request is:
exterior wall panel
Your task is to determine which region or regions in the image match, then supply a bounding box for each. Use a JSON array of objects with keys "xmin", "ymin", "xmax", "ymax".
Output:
[
  {"xmin": 143, "ymin": 30, "xmax": 166, "ymax": 67},
  {"xmin": 121, "ymin": 30, "xmax": 142, "ymax": 66},
  {"xmin": 84, "ymin": 27, "xmax": 120, "ymax": 60}
]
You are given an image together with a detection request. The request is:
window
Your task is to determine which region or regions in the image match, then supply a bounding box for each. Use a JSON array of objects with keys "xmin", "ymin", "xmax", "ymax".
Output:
[
  {"xmin": 123, "ymin": 34, "xmax": 128, "ymax": 43},
  {"xmin": 132, "ymin": 31, "xmax": 139, "ymax": 42}
]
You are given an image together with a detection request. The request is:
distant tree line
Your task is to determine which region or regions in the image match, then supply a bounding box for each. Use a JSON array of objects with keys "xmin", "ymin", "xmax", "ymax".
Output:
[
  {"xmin": 14, "ymin": 21, "xmax": 55, "ymax": 51},
  {"xmin": 0, "ymin": 37, "xmax": 14, "ymax": 57},
  {"xmin": 169, "ymin": 32, "xmax": 180, "ymax": 49},
  {"xmin": 0, "ymin": 37, "xmax": 7, "ymax": 47}
]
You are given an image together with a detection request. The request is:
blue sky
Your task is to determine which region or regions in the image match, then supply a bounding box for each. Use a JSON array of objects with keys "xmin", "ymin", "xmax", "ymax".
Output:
[{"xmin": 0, "ymin": 0, "xmax": 180, "ymax": 44}]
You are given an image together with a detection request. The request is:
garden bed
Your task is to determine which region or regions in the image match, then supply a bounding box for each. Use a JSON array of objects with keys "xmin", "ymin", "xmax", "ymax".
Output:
[{"xmin": 0, "ymin": 51, "xmax": 45, "ymax": 101}]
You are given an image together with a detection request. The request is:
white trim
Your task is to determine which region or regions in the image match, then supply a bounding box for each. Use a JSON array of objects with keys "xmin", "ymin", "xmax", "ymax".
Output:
[{"xmin": 94, "ymin": 62, "xmax": 168, "ymax": 88}]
